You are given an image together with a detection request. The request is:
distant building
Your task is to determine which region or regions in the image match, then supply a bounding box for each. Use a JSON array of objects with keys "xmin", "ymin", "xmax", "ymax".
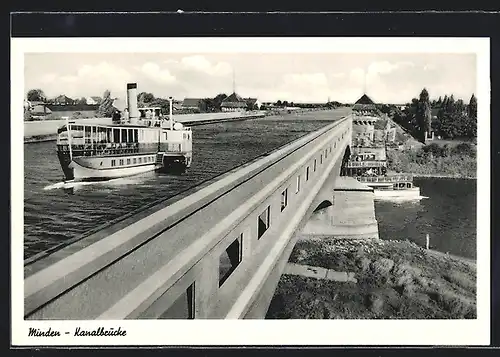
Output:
[
  {"xmin": 53, "ymin": 95, "xmax": 75, "ymax": 105},
  {"xmin": 352, "ymin": 117, "xmax": 377, "ymax": 144},
  {"xmin": 173, "ymin": 103, "xmax": 184, "ymax": 112},
  {"xmin": 86, "ymin": 96, "xmax": 102, "ymax": 105},
  {"xmin": 353, "ymin": 94, "xmax": 377, "ymax": 112},
  {"xmin": 30, "ymin": 104, "xmax": 52, "ymax": 119},
  {"xmin": 221, "ymin": 92, "xmax": 247, "ymax": 112},
  {"xmin": 26, "ymin": 100, "xmax": 45, "ymax": 108},
  {"xmin": 182, "ymin": 98, "xmax": 204, "ymax": 111},
  {"xmin": 244, "ymin": 97, "xmax": 261, "ymax": 110}
]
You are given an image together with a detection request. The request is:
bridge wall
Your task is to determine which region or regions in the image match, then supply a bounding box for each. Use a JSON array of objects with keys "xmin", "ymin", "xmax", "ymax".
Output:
[
  {"xmin": 24, "ymin": 115, "xmax": 352, "ymax": 320},
  {"xmin": 243, "ymin": 146, "xmax": 349, "ymax": 318},
  {"xmin": 24, "ymin": 111, "xmax": 267, "ymax": 138}
]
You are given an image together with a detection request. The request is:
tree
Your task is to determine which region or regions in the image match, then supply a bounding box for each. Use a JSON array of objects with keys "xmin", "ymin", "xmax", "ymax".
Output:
[
  {"xmin": 467, "ymin": 94, "xmax": 477, "ymax": 137},
  {"xmin": 468, "ymin": 94, "xmax": 477, "ymax": 119},
  {"xmin": 27, "ymin": 89, "xmax": 46, "ymax": 102},
  {"xmin": 276, "ymin": 100, "xmax": 282, "ymax": 106},
  {"xmin": 76, "ymin": 97, "xmax": 87, "ymax": 105},
  {"xmin": 213, "ymin": 93, "xmax": 228, "ymax": 111},
  {"xmin": 138, "ymin": 92, "xmax": 155, "ymax": 103},
  {"xmin": 416, "ymin": 88, "xmax": 432, "ymax": 142},
  {"xmin": 97, "ymin": 90, "xmax": 115, "ymax": 117}
]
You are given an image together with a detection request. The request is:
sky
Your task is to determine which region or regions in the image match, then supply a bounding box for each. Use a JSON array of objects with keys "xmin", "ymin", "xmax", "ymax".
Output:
[{"xmin": 24, "ymin": 52, "xmax": 477, "ymax": 104}]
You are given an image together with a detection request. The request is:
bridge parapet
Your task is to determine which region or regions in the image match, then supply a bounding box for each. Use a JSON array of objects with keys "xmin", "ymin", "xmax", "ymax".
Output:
[{"xmin": 24, "ymin": 114, "xmax": 353, "ymax": 320}]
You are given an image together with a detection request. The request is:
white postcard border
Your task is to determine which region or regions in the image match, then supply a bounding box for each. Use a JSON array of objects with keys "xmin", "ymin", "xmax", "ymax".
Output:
[{"xmin": 11, "ymin": 37, "xmax": 491, "ymax": 346}]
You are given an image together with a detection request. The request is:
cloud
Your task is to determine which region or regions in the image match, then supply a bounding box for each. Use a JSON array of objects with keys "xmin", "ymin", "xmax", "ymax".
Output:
[
  {"xmin": 349, "ymin": 68, "xmax": 366, "ymax": 83},
  {"xmin": 30, "ymin": 61, "xmax": 134, "ymax": 98},
  {"xmin": 368, "ymin": 60, "xmax": 414, "ymax": 76},
  {"xmin": 179, "ymin": 55, "xmax": 232, "ymax": 76},
  {"xmin": 39, "ymin": 73, "xmax": 58, "ymax": 84},
  {"xmin": 331, "ymin": 72, "xmax": 346, "ymax": 79},
  {"xmin": 283, "ymin": 72, "xmax": 329, "ymax": 87},
  {"xmin": 138, "ymin": 62, "xmax": 176, "ymax": 84}
]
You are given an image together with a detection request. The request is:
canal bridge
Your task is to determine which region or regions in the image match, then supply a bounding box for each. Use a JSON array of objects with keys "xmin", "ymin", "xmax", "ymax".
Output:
[{"xmin": 24, "ymin": 113, "xmax": 355, "ymax": 319}]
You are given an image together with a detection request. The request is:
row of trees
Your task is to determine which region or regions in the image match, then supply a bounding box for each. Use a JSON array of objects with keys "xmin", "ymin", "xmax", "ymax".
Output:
[
  {"xmin": 26, "ymin": 89, "xmax": 99, "ymax": 105},
  {"xmin": 27, "ymin": 87, "xmax": 346, "ymax": 118},
  {"xmin": 379, "ymin": 89, "xmax": 477, "ymax": 141}
]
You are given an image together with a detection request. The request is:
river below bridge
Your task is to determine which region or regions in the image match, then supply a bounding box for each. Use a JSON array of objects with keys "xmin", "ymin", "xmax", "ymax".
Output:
[
  {"xmin": 375, "ymin": 177, "xmax": 477, "ymax": 260},
  {"xmin": 23, "ymin": 110, "xmax": 347, "ymax": 260}
]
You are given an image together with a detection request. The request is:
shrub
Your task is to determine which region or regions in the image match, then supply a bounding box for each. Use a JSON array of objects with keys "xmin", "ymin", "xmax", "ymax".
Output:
[{"xmin": 452, "ymin": 142, "xmax": 476, "ymax": 158}]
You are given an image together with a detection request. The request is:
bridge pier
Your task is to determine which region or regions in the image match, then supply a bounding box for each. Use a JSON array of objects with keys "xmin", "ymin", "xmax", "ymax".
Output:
[{"xmin": 301, "ymin": 177, "xmax": 379, "ymax": 240}]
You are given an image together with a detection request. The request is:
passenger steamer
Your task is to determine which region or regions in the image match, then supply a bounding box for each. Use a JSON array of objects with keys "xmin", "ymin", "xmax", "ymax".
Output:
[{"xmin": 56, "ymin": 83, "xmax": 193, "ymax": 182}]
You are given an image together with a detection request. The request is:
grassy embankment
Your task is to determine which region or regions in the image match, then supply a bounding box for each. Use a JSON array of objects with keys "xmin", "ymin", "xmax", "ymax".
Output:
[
  {"xmin": 377, "ymin": 117, "xmax": 477, "ymax": 179},
  {"xmin": 386, "ymin": 141, "xmax": 476, "ymax": 179},
  {"xmin": 267, "ymin": 237, "xmax": 476, "ymax": 319}
]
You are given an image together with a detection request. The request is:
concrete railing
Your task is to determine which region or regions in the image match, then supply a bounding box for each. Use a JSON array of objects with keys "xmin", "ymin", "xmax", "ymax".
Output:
[
  {"xmin": 345, "ymin": 161, "xmax": 387, "ymax": 168},
  {"xmin": 24, "ymin": 115, "xmax": 353, "ymax": 320},
  {"xmin": 357, "ymin": 174, "xmax": 414, "ymax": 183},
  {"xmin": 24, "ymin": 111, "xmax": 267, "ymax": 138}
]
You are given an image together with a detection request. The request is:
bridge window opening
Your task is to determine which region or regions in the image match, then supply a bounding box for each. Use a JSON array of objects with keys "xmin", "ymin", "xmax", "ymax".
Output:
[
  {"xmin": 219, "ymin": 234, "xmax": 243, "ymax": 287},
  {"xmin": 111, "ymin": 159, "xmax": 116, "ymax": 167},
  {"xmin": 320, "ymin": 154, "xmax": 323, "ymax": 164},
  {"xmin": 127, "ymin": 158, "xmax": 131, "ymax": 165},
  {"xmin": 306, "ymin": 166, "xmax": 310, "ymax": 181},
  {"xmin": 295, "ymin": 175, "xmax": 301, "ymax": 193},
  {"xmin": 258, "ymin": 206, "xmax": 271, "ymax": 239},
  {"xmin": 159, "ymin": 283, "xmax": 195, "ymax": 319},
  {"xmin": 325, "ymin": 149, "xmax": 328, "ymax": 159},
  {"xmin": 139, "ymin": 157, "xmax": 142, "ymax": 164},
  {"xmin": 133, "ymin": 158, "xmax": 137, "ymax": 164},
  {"xmin": 281, "ymin": 188, "xmax": 288, "ymax": 211},
  {"xmin": 330, "ymin": 147, "xmax": 332, "ymax": 154},
  {"xmin": 313, "ymin": 159, "xmax": 317, "ymax": 172},
  {"xmin": 119, "ymin": 159, "xmax": 124, "ymax": 166}
]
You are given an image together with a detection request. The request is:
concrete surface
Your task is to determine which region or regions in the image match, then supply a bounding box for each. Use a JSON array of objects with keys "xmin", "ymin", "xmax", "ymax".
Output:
[{"xmin": 284, "ymin": 263, "xmax": 357, "ymax": 283}]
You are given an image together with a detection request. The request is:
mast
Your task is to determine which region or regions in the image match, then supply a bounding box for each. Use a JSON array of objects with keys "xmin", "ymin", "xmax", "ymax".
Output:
[
  {"xmin": 169, "ymin": 97, "xmax": 173, "ymax": 130},
  {"xmin": 363, "ymin": 68, "xmax": 367, "ymax": 95},
  {"xmin": 64, "ymin": 116, "xmax": 73, "ymax": 161},
  {"xmin": 232, "ymin": 68, "xmax": 236, "ymax": 94}
]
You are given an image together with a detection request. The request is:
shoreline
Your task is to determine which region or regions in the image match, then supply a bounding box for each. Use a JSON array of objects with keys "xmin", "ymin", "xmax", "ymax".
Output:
[
  {"xmin": 267, "ymin": 237, "xmax": 476, "ymax": 319},
  {"xmin": 411, "ymin": 173, "xmax": 476, "ymax": 180}
]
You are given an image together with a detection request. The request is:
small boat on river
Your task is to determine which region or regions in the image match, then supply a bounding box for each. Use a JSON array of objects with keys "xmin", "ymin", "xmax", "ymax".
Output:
[{"xmin": 356, "ymin": 174, "xmax": 421, "ymax": 199}]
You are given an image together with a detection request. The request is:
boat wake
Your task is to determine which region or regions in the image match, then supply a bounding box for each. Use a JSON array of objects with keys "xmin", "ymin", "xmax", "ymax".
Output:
[{"xmin": 43, "ymin": 176, "xmax": 146, "ymax": 191}]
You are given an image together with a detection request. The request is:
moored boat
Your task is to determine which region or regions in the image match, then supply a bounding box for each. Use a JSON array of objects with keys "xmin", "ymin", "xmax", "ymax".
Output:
[
  {"xmin": 56, "ymin": 83, "xmax": 192, "ymax": 182},
  {"xmin": 356, "ymin": 174, "xmax": 421, "ymax": 199}
]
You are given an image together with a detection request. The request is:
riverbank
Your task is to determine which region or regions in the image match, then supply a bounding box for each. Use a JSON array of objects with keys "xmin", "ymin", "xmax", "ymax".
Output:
[
  {"xmin": 386, "ymin": 143, "xmax": 477, "ymax": 179},
  {"xmin": 412, "ymin": 173, "xmax": 476, "ymax": 179},
  {"xmin": 24, "ymin": 134, "xmax": 57, "ymax": 143},
  {"xmin": 267, "ymin": 237, "xmax": 476, "ymax": 319}
]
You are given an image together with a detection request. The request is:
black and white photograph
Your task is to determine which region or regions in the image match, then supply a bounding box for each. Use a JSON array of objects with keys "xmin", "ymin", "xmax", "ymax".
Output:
[{"xmin": 11, "ymin": 36, "xmax": 490, "ymax": 346}]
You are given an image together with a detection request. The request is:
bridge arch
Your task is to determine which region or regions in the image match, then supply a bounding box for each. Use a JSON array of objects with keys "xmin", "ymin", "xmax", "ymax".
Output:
[
  {"xmin": 313, "ymin": 200, "xmax": 333, "ymax": 212},
  {"xmin": 340, "ymin": 145, "xmax": 351, "ymax": 176}
]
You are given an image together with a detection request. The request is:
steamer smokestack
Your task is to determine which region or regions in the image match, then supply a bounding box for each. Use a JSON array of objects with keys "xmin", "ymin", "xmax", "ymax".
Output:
[{"xmin": 127, "ymin": 83, "xmax": 139, "ymax": 123}]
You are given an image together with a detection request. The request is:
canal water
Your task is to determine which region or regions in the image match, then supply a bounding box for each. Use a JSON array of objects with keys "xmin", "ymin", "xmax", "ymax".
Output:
[
  {"xmin": 23, "ymin": 112, "xmax": 344, "ymax": 259},
  {"xmin": 375, "ymin": 177, "xmax": 477, "ymax": 260}
]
